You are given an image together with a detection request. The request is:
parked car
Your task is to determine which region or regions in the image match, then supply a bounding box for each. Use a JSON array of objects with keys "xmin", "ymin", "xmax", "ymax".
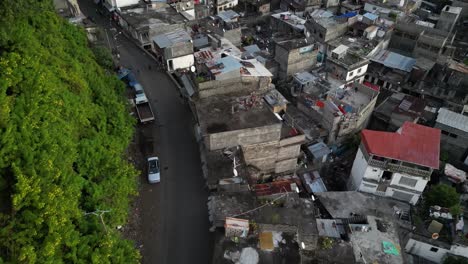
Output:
[{"xmin": 148, "ymin": 157, "xmax": 160, "ymax": 183}]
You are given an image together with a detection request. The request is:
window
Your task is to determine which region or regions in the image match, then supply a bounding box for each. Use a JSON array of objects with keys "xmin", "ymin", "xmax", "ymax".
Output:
[
  {"xmin": 358, "ymin": 68, "xmax": 362, "ymax": 73},
  {"xmin": 319, "ymin": 33, "xmax": 323, "ymax": 39},
  {"xmin": 363, "ymin": 183, "xmax": 376, "ymax": 188},
  {"xmin": 430, "ymin": 247, "xmax": 439, "ymax": 252},
  {"xmin": 372, "ymin": 169, "xmax": 378, "ymax": 172},
  {"xmin": 348, "ymin": 71, "xmax": 354, "ymax": 77},
  {"xmin": 441, "ymin": 130, "xmax": 449, "ymax": 135},
  {"xmin": 399, "ymin": 176, "xmax": 417, "ymax": 187},
  {"xmin": 449, "ymin": 133, "xmax": 458, "ymax": 139}
]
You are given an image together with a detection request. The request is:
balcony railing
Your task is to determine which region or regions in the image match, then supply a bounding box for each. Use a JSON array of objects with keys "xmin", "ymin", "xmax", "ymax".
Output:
[{"xmin": 367, "ymin": 158, "xmax": 431, "ymax": 178}]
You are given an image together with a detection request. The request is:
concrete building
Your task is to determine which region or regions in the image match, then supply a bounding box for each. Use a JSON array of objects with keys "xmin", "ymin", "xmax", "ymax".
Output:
[
  {"xmin": 203, "ymin": 10, "xmax": 242, "ymax": 46},
  {"xmin": 194, "ymin": 91, "xmax": 305, "ymax": 175},
  {"xmin": 371, "ymin": 92, "xmax": 430, "ymax": 131},
  {"xmin": 239, "ymin": 0, "xmax": 270, "ymax": 14},
  {"xmin": 305, "ymin": 16, "xmax": 349, "ymax": 43},
  {"xmin": 214, "ymin": 0, "xmax": 238, "ymax": 13},
  {"xmin": 116, "ymin": 3, "xmax": 187, "ymax": 49},
  {"xmin": 453, "ymin": 0, "xmax": 468, "ymax": 19},
  {"xmin": 389, "ymin": 21, "xmax": 456, "ymax": 61},
  {"xmin": 316, "ymin": 191, "xmax": 411, "ymax": 264},
  {"xmin": 405, "ymin": 233, "xmax": 468, "ymax": 263},
  {"xmin": 297, "ymin": 82, "xmax": 379, "ymax": 143},
  {"xmin": 435, "ymin": 108, "xmax": 468, "ymax": 162},
  {"xmin": 274, "ymin": 39, "xmax": 319, "ymax": 80},
  {"xmin": 152, "ymin": 28, "xmax": 194, "ymax": 72},
  {"xmin": 193, "ymin": 37, "xmax": 273, "ymax": 97},
  {"xmin": 280, "ymin": 0, "xmax": 321, "ymax": 11},
  {"xmin": 348, "ymin": 122, "xmax": 440, "ymax": 205},
  {"xmin": 326, "ymin": 44, "xmax": 370, "ymax": 85},
  {"xmin": 270, "ymin": 12, "xmax": 307, "ymax": 36},
  {"xmin": 436, "ymin": 5, "xmax": 462, "ymax": 33}
]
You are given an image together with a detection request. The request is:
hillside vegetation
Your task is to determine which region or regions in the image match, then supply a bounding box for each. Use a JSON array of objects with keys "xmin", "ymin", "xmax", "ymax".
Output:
[{"xmin": 0, "ymin": 0, "xmax": 140, "ymax": 262}]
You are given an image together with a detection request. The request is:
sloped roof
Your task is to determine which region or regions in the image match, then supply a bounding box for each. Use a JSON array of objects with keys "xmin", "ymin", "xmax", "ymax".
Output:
[
  {"xmin": 361, "ymin": 122, "xmax": 440, "ymax": 169},
  {"xmin": 436, "ymin": 108, "xmax": 468, "ymax": 132},
  {"xmin": 371, "ymin": 50, "xmax": 416, "ymax": 72}
]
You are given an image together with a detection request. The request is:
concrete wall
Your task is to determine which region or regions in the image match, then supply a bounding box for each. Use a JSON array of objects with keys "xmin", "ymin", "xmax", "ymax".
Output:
[
  {"xmin": 275, "ymin": 43, "xmax": 319, "ymax": 80},
  {"xmin": 405, "ymin": 239, "xmax": 449, "ymax": 263},
  {"xmin": 166, "ymin": 54, "xmax": 195, "ymax": 71},
  {"xmin": 241, "ymin": 134, "xmax": 304, "ymax": 172},
  {"xmin": 453, "ymin": 0, "xmax": 468, "ymax": 19},
  {"xmin": 242, "ymin": 141, "xmax": 279, "ymax": 171},
  {"xmin": 349, "ymin": 148, "xmax": 368, "ymax": 190},
  {"xmin": 165, "ymin": 42, "xmax": 194, "ymax": 59},
  {"xmin": 389, "ymin": 172, "xmax": 428, "ymax": 193},
  {"xmin": 275, "ymin": 158, "xmax": 298, "ymax": 173},
  {"xmin": 437, "ymin": 7, "xmax": 460, "ymax": 32},
  {"xmin": 206, "ymin": 123, "xmax": 282, "ymax": 150},
  {"xmin": 198, "ymin": 76, "xmax": 271, "ymax": 98}
]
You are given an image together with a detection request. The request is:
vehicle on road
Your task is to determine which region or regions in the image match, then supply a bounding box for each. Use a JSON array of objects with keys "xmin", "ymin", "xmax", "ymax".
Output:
[
  {"xmin": 134, "ymin": 83, "xmax": 148, "ymax": 104},
  {"xmin": 148, "ymin": 157, "xmax": 160, "ymax": 183}
]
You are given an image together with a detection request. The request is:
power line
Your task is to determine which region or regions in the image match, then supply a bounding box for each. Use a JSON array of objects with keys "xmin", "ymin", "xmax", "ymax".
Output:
[{"xmin": 84, "ymin": 209, "xmax": 111, "ymax": 234}]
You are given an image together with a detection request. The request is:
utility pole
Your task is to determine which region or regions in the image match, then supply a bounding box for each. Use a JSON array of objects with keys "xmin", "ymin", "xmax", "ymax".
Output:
[{"xmin": 84, "ymin": 209, "xmax": 111, "ymax": 234}]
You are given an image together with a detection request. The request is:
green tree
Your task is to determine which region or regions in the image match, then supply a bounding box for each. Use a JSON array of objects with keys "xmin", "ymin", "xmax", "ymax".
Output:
[
  {"xmin": 0, "ymin": 0, "xmax": 139, "ymax": 262},
  {"xmin": 425, "ymin": 184, "xmax": 460, "ymax": 208}
]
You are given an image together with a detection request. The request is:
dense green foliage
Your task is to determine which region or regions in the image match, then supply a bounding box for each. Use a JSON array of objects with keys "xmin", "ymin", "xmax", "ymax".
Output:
[
  {"xmin": 426, "ymin": 184, "xmax": 460, "ymax": 209},
  {"xmin": 0, "ymin": 0, "xmax": 139, "ymax": 263}
]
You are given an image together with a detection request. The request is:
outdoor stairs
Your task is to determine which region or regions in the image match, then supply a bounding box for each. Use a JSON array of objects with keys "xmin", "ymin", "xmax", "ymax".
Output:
[{"xmin": 400, "ymin": 210, "xmax": 411, "ymax": 221}]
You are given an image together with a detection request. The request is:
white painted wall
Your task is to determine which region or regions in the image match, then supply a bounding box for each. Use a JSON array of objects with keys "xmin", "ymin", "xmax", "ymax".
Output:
[
  {"xmin": 386, "ymin": 187, "xmax": 419, "ymax": 204},
  {"xmin": 345, "ymin": 64, "xmax": 369, "ymax": 82},
  {"xmin": 405, "ymin": 239, "xmax": 468, "ymax": 263},
  {"xmin": 359, "ymin": 182, "xmax": 378, "ymax": 193},
  {"xmin": 115, "ymin": 0, "xmax": 139, "ymax": 8},
  {"xmin": 166, "ymin": 54, "xmax": 195, "ymax": 72},
  {"xmin": 390, "ymin": 173, "xmax": 429, "ymax": 193},
  {"xmin": 405, "ymin": 239, "xmax": 449, "ymax": 263},
  {"xmin": 363, "ymin": 165, "xmax": 384, "ymax": 181},
  {"xmin": 350, "ymin": 148, "xmax": 368, "ymax": 189}
]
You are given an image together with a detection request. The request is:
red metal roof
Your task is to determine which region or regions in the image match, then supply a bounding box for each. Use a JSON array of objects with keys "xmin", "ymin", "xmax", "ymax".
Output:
[{"xmin": 361, "ymin": 122, "xmax": 440, "ymax": 169}]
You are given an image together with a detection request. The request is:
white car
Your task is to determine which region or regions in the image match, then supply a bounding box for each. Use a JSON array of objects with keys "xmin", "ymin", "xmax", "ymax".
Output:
[
  {"xmin": 134, "ymin": 83, "xmax": 148, "ymax": 104},
  {"xmin": 148, "ymin": 157, "xmax": 160, "ymax": 184}
]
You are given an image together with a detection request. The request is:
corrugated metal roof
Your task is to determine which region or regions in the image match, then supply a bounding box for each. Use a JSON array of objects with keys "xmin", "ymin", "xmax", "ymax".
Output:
[
  {"xmin": 361, "ymin": 122, "xmax": 440, "ymax": 169},
  {"xmin": 307, "ymin": 142, "xmax": 331, "ymax": 159},
  {"xmin": 363, "ymin": 12, "xmax": 378, "ymax": 20},
  {"xmin": 371, "ymin": 50, "xmax": 416, "ymax": 72},
  {"xmin": 217, "ymin": 10, "xmax": 239, "ymax": 22},
  {"xmin": 301, "ymin": 171, "xmax": 327, "ymax": 193},
  {"xmin": 436, "ymin": 108, "xmax": 468, "ymax": 132},
  {"xmin": 152, "ymin": 28, "xmax": 191, "ymax": 48}
]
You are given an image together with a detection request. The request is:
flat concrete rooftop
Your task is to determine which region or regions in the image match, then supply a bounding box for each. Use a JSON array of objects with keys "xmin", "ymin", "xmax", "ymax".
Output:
[{"xmin": 196, "ymin": 93, "xmax": 281, "ymax": 134}]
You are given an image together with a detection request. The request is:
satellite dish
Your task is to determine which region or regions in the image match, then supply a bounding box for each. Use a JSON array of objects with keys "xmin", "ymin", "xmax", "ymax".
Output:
[
  {"xmin": 190, "ymin": 66, "xmax": 196, "ymax": 72},
  {"xmin": 432, "ymin": 233, "xmax": 439, "ymax": 240},
  {"xmin": 233, "ymin": 168, "xmax": 238, "ymax": 177}
]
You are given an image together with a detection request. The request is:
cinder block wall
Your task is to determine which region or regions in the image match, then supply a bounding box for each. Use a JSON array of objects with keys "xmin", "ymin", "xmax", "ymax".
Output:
[{"xmin": 206, "ymin": 123, "xmax": 282, "ymax": 150}]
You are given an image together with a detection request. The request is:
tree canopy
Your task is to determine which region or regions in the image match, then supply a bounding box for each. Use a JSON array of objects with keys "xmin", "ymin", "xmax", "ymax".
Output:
[
  {"xmin": 0, "ymin": 0, "xmax": 139, "ymax": 262},
  {"xmin": 425, "ymin": 184, "xmax": 460, "ymax": 209}
]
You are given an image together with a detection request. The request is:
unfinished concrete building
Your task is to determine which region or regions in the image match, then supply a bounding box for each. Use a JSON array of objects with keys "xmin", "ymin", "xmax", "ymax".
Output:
[
  {"xmin": 274, "ymin": 39, "xmax": 319, "ymax": 80},
  {"xmin": 436, "ymin": 5, "xmax": 462, "ymax": 33},
  {"xmin": 194, "ymin": 91, "xmax": 305, "ymax": 181},
  {"xmin": 389, "ymin": 21, "xmax": 456, "ymax": 62},
  {"xmin": 297, "ymin": 82, "xmax": 379, "ymax": 144}
]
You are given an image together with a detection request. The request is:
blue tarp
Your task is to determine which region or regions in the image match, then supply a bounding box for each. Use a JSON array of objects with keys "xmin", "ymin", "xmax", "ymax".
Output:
[{"xmin": 335, "ymin": 12, "xmax": 357, "ymax": 19}]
